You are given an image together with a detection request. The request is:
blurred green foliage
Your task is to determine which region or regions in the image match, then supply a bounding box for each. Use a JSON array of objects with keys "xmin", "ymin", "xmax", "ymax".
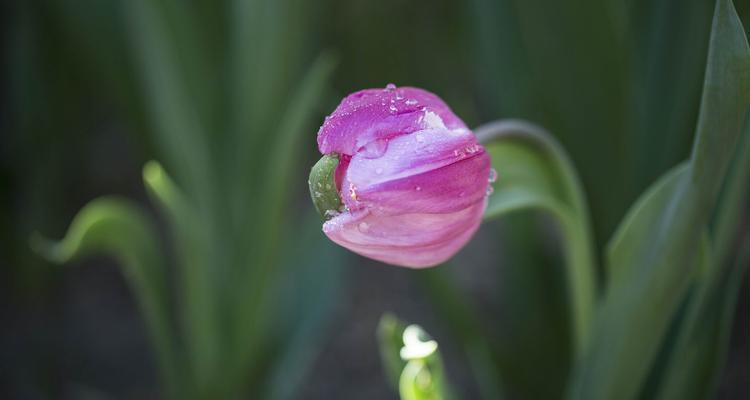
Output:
[
  {"xmin": 3, "ymin": 0, "xmax": 750, "ymax": 399},
  {"xmin": 7, "ymin": 0, "xmax": 345, "ymax": 398}
]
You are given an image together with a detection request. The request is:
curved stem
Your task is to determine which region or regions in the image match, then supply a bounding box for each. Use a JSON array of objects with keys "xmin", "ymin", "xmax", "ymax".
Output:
[{"xmin": 476, "ymin": 119, "xmax": 597, "ymax": 354}]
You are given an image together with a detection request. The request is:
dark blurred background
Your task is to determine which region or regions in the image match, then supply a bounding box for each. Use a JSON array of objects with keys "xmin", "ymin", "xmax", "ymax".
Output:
[{"xmin": 2, "ymin": 0, "xmax": 750, "ymax": 399}]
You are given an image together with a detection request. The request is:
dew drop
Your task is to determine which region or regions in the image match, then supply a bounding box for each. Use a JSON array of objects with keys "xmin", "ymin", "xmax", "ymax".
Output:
[
  {"xmin": 389, "ymin": 104, "xmax": 398, "ymax": 113},
  {"xmin": 385, "ymin": 83, "xmax": 396, "ymax": 91},
  {"xmin": 486, "ymin": 185, "xmax": 494, "ymax": 196},
  {"xmin": 360, "ymin": 139, "xmax": 388, "ymax": 158},
  {"xmin": 358, "ymin": 221, "xmax": 370, "ymax": 232},
  {"xmin": 405, "ymin": 99, "xmax": 418, "ymax": 106},
  {"xmin": 488, "ymin": 168, "xmax": 498, "ymax": 183}
]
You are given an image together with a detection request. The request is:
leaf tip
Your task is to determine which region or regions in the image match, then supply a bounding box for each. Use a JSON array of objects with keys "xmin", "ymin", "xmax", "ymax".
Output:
[{"xmin": 29, "ymin": 231, "xmax": 66, "ymax": 263}]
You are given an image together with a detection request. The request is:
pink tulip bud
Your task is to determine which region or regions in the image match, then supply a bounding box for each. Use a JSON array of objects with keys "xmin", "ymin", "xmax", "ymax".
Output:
[{"xmin": 310, "ymin": 84, "xmax": 492, "ymax": 268}]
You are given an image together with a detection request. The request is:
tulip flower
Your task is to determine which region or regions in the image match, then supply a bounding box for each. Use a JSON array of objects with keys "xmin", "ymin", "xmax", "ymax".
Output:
[{"xmin": 309, "ymin": 84, "xmax": 492, "ymax": 268}]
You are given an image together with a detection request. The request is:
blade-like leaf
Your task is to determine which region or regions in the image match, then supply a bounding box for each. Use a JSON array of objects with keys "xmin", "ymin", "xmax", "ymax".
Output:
[
  {"xmin": 625, "ymin": 0, "xmax": 714, "ymax": 191},
  {"xmin": 605, "ymin": 162, "xmax": 690, "ymax": 282},
  {"xmin": 654, "ymin": 107, "xmax": 750, "ymax": 400},
  {"xmin": 712, "ymin": 117, "xmax": 750, "ymax": 264},
  {"xmin": 478, "ymin": 120, "xmax": 596, "ymax": 352},
  {"xmin": 124, "ymin": 0, "xmax": 221, "ymax": 387},
  {"xmin": 122, "ymin": 0, "xmax": 213, "ymax": 206},
  {"xmin": 654, "ymin": 237, "xmax": 748, "ymax": 400},
  {"xmin": 31, "ymin": 197, "xmax": 181, "ymax": 398},
  {"xmin": 142, "ymin": 161, "xmax": 218, "ymax": 392},
  {"xmin": 572, "ymin": 1, "xmax": 750, "ymax": 398},
  {"xmin": 227, "ymin": 52, "xmax": 336, "ymax": 386}
]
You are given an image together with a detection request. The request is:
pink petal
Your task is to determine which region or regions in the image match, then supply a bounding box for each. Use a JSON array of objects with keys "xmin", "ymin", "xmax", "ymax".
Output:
[
  {"xmin": 322, "ymin": 200, "xmax": 487, "ymax": 268},
  {"xmin": 317, "ymin": 86, "xmax": 468, "ymax": 156},
  {"xmin": 342, "ymin": 127, "xmax": 489, "ymax": 211},
  {"xmin": 354, "ymin": 150, "xmax": 490, "ymax": 215}
]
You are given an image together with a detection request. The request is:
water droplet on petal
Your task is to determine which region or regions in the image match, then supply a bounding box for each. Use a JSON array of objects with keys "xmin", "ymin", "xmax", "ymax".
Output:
[
  {"xmin": 395, "ymin": 92, "xmax": 404, "ymax": 100},
  {"xmin": 488, "ymin": 168, "xmax": 498, "ymax": 183},
  {"xmin": 405, "ymin": 99, "xmax": 418, "ymax": 106},
  {"xmin": 358, "ymin": 221, "xmax": 370, "ymax": 232},
  {"xmin": 360, "ymin": 139, "xmax": 388, "ymax": 158},
  {"xmin": 466, "ymin": 144, "xmax": 479, "ymax": 154},
  {"xmin": 385, "ymin": 83, "xmax": 396, "ymax": 91},
  {"xmin": 486, "ymin": 185, "xmax": 494, "ymax": 196},
  {"xmin": 389, "ymin": 104, "xmax": 398, "ymax": 113}
]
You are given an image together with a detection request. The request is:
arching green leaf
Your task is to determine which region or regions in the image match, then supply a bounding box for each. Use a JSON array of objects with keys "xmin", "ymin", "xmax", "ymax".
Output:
[
  {"xmin": 480, "ymin": 120, "xmax": 596, "ymax": 352},
  {"xmin": 32, "ymin": 197, "xmax": 181, "ymax": 398}
]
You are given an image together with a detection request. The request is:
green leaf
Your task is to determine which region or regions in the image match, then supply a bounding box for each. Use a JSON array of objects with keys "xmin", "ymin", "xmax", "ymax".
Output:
[
  {"xmin": 654, "ymin": 237, "xmax": 747, "ymax": 400},
  {"xmin": 712, "ymin": 116, "xmax": 750, "ymax": 264},
  {"xmin": 571, "ymin": 1, "xmax": 750, "ymax": 399},
  {"xmin": 228, "ymin": 53, "xmax": 337, "ymax": 380},
  {"xmin": 142, "ymin": 161, "xmax": 217, "ymax": 391},
  {"xmin": 31, "ymin": 197, "xmax": 181, "ymax": 398},
  {"xmin": 654, "ymin": 105, "xmax": 750, "ymax": 400},
  {"xmin": 605, "ymin": 162, "xmax": 690, "ymax": 282},
  {"xmin": 623, "ymin": 0, "xmax": 715, "ymax": 191},
  {"xmin": 122, "ymin": 0, "xmax": 213, "ymax": 206},
  {"xmin": 470, "ymin": 0, "xmax": 538, "ymax": 117},
  {"xmin": 377, "ymin": 313, "xmax": 408, "ymax": 390},
  {"xmin": 478, "ymin": 120, "xmax": 596, "ymax": 353}
]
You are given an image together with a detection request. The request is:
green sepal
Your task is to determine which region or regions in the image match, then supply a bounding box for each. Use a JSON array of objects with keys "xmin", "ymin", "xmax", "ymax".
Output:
[{"xmin": 308, "ymin": 154, "xmax": 342, "ymax": 219}]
